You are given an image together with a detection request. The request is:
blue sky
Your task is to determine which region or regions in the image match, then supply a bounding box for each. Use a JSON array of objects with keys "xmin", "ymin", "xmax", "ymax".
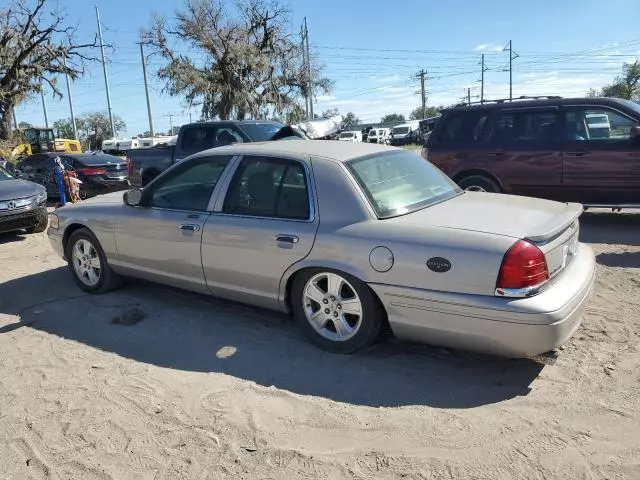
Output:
[{"xmin": 15, "ymin": 0, "xmax": 640, "ymax": 137}]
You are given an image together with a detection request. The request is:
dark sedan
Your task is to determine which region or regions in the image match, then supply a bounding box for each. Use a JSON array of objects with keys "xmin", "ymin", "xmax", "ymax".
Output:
[
  {"xmin": 17, "ymin": 152, "xmax": 129, "ymax": 199},
  {"xmin": 0, "ymin": 165, "xmax": 48, "ymax": 235}
]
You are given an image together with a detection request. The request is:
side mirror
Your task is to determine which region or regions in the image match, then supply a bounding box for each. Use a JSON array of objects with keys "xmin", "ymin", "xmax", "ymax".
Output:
[
  {"xmin": 123, "ymin": 188, "xmax": 143, "ymax": 207},
  {"xmin": 630, "ymin": 125, "xmax": 640, "ymax": 144}
]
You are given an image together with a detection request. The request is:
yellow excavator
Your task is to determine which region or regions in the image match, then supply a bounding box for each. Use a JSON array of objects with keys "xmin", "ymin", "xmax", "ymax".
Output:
[{"xmin": 10, "ymin": 127, "xmax": 81, "ymax": 157}]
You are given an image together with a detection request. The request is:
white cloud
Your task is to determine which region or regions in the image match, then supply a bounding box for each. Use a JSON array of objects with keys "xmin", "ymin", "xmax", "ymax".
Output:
[{"xmin": 474, "ymin": 44, "xmax": 504, "ymax": 53}]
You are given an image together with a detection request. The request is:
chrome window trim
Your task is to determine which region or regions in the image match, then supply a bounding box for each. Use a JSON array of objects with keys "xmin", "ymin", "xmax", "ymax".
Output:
[{"xmin": 211, "ymin": 154, "xmax": 317, "ymax": 224}]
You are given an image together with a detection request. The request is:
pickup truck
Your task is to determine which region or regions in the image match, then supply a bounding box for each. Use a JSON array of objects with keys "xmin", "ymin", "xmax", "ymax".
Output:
[{"xmin": 127, "ymin": 120, "xmax": 304, "ymax": 187}]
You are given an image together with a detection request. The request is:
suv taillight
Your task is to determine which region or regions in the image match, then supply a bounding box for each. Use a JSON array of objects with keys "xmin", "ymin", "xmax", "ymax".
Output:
[{"xmin": 496, "ymin": 240, "xmax": 549, "ymax": 295}]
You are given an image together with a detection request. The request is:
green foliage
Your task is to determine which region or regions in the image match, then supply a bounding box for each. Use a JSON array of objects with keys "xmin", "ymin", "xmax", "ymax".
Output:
[
  {"xmin": 381, "ymin": 113, "xmax": 406, "ymax": 123},
  {"xmin": 591, "ymin": 61, "xmax": 640, "ymax": 100},
  {"xmin": 342, "ymin": 112, "xmax": 359, "ymax": 125},
  {"xmin": 409, "ymin": 106, "xmax": 443, "ymax": 120}
]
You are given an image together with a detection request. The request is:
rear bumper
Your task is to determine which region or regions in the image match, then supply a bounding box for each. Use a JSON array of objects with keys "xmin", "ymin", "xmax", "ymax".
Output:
[
  {"xmin": 369, "ymin": 243, "xmax": 596, "ymax": 357},
  {"xmin": 82, "ymin": 179, "xmax": 130, "ymax": 197},
  {"xmin": 0, "ymin": 204, "xmax": 47, "ymax": 234}
]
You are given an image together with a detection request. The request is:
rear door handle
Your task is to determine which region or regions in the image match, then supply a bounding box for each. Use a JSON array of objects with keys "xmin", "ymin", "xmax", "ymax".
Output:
[
  {"xmin": 275, "ymin": 234, "xmax": 299, "ymax": 244},
  {"xmin": 179, "ymin": 224, "xmax": 200, "ymax": 232}
]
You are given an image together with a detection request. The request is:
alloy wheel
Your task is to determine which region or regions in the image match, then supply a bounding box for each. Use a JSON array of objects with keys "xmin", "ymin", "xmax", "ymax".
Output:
[{"xmin": 71, "ymin": 238, "xmax": 102, "ymax": 287}]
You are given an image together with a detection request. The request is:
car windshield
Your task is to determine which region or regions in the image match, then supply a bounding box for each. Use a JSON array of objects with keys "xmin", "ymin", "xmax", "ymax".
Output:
[
  {"xmin": 340, "ymin": 132, "xmax": 355, "ymax": 138},
  {"xmin": 239, "ymin": 122, "xmax": 285, "ymax": 141},
  {"xmin": 347, "ymin": 150, "xmax": 462, "ymax": 218},
  {"xmin": 0, "ymin": 165, "xmax": 14, "ymax": 181},
  {"xmin": 393, "ymin": 127, "xmax": 410, "ymax": 134}
]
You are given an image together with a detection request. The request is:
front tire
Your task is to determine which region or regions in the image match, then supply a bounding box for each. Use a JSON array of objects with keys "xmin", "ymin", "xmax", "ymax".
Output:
[
  {"xmin": 291, "ymin": 269, "xmax": 385, "ymax": 354},
  {"xmin": 66, "ymin": 228, "xmax": 121, "ymax": 294},
  {"xmin": 25, "ymin": 209, "xmax": 48, "ymax": 234}
]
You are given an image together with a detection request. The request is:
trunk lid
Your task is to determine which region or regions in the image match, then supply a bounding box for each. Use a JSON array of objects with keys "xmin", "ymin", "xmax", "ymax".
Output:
[{"xmin": 394, "ymin": 192, "xmax": 582, "ymax": 242}]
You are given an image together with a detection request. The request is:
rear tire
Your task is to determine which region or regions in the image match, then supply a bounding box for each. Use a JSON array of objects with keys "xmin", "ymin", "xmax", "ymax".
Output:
[
  {"xmin": 291, "ymin": 268, "xmax": 385, "ymax": 354},
  {"xmin": 457, "ymin": 175, "xmax": 501, "ymax": 193},
  {"xmin": 66, "ymin": 228, "xmax": 122, "ymax": 294}
]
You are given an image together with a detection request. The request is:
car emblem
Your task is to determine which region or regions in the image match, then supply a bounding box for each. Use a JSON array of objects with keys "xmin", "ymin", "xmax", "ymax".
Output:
[
  {"xmin": 7, "ymin": 200, "xmax": 17, "ymax": 210},
  {"xmin": 426, "ymin": 257, "xmax": 451, "ymax": 273}
]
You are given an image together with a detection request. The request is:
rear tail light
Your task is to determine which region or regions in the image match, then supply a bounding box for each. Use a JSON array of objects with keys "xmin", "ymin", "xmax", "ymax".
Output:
[
  {"xmin": 126, "ymin": 155, "xmax": 132, "ymax": 176},
  {"xmin": 77, "ymin": 167, "xmax": 107, "ymax": 176},
  {"xmin": 496, "ymin": 240, "xmax": 549, "ymax": 296}
]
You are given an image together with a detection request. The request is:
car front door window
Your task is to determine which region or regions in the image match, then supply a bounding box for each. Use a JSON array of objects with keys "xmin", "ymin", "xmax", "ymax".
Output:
[
  {"xmin": 146, "ymin": 156, "xmax": 231, "ymax": 211},
  {"xmin": 564, "ymin": 107, "xmax": 638, "ymax": 143}
]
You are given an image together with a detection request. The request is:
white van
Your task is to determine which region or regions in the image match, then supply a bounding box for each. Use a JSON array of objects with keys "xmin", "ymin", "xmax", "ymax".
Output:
[
  {"xmin": 585, "ymin": 113, "xmax": 611, "ymax": 138},
  {"xmin": 367, "ymin": 128, "xmax": 378, "ymax": 143},
  {"xmin": 338, "ymin": 131, "xmax": 362, "ymax": 142},
  {"xmin": 377, "ymin": 128, "xmax": 391, "ymax": 144}
]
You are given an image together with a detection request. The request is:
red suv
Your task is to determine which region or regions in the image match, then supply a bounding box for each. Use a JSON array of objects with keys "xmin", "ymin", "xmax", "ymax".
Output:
[{"xmin": 423, "ymin": 96, "xmax": 640, "ymax": 207}]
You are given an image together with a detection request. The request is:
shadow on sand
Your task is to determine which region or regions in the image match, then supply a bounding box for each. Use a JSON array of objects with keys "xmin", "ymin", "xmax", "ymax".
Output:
[{"xmin": 0, "ymin": 266, "xmax": 545, "ymax": 409}]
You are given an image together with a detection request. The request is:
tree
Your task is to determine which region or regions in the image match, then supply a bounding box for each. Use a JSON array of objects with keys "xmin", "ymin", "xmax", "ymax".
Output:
[
  {"xmin": 321, "ymin": 108, "xmax": 340, "ymax": 119},
  {"xmin": 82, "ymin": 111, "xmax": 126, "ymax": 139},
  {"xmin": 590, "ymin": 61, "xmax": 640, "ymax": 100},
  {"xmin": 137, "ymin": 131, "xmax": 153, "ymax": 138},
  {"xmin": 53, "ymin": 118, "xmax": 77, "ymax": 139},
  {"xmin": 381, "ymin": 113, "xmax": 405, "ymax": 123},
  {"xmin": 285, "ymin": 104, "xmax": 306, "ymax": 124},
  {"xmin": 342, "ymin": 112, "xmax": 359, "ymax": 126},
  {"xmin": 0, "ymin": 0, "xmax": 98, "ymax": 139},
  {"xmin": 17, "ymin": 121, "xmax": 32, "ymax": 129},
  {"xmin": 409, "ymin": 105, "xmax": 442, "ymax": 120},
  {"xmin": 143, "ymin": 0, "xmax": 333, "ymax": 121}
]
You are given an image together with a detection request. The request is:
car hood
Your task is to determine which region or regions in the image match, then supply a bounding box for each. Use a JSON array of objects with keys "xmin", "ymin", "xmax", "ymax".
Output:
[
  {"xmin": 392, "ymin": 192, "xmax": 582, "ymax": 242},
  {"xmin": 0, "ymin": 179, "xmax": 45, "ymax": 201}
]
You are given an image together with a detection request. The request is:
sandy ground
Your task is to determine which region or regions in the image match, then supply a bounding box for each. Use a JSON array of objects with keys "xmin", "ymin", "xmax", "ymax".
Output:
[{"xmin": 0, "ymin": 210, "xmax": 639, "ymax": 480}]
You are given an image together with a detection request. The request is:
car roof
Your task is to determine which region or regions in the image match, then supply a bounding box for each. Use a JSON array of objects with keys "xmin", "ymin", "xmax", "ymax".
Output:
[
  {"xmin": 194, "ymin": 139, "xmax": 399, "ymax": 163},
  {"xmin": 444, "ymin": 96, "xmax": 633, "ymax": 113},
  {"xmin": 183, "ymin": 120, "xmax": 282, "ymax": 127}
]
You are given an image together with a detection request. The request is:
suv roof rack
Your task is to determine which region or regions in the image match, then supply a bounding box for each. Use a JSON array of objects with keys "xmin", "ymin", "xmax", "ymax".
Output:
[{"xmin": 455, "ymin": 95, "xmax": 563, "ymax": 107}]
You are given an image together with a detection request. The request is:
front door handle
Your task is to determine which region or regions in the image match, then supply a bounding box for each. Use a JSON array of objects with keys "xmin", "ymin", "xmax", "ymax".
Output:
[
  {"xmin": 179, "ymin": 224, "xmax": 200, "ymax": 232},
  {"xmin": 275, "ymin": 234, "xmax": 299, "ymax": 244}
]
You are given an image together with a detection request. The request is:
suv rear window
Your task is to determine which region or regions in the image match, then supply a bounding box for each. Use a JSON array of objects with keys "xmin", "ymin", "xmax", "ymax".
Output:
[{"xmin": 435, "ymin": 111, "xmax": 488, "ymax": 144}]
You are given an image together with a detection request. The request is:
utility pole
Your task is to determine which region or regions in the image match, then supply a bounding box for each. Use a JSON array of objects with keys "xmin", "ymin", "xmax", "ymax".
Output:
[
  {"xmin": 165, "ymin": 114, "xmax": 175, "ymax": 135},
  {"xmin": 139, "ymin": 42, "xmax": 155, "ymax": 136},
  {"xmin": 41, "ymin": 87, "xmax": 49, "ymax": 129},
  {"xmin": 415, "ymin": 69, "xmax": 427, "ymax": 119},
  {"xmin": 12, "ymin": 107, "xmax": 18, "ymax": 131},
  {"xmin": 303, "ymin": 17, "xmax": 313, "ymax": 119},
  {"xmin": 467, "ymin": 88, "xmax": 471, "ymax": 105},
  {"xmin": 63, "ymin": 59, "xmax": 78, "ymax": 141},
  {"xmin": 189, "ymin": 112, "xmax": 192, "ymax": 123},
  {"xmin": 480, "ymin": 54, "xmax": 485, "ymax": 104},
  {"xmin": 503, "ymin": 40, "xmax": 519, "ymax": 101},
  {"xmin": 96, "ymin": 6, "xmax": 115, "ymax": 138},
  {"xmin": 301, "ymin": 24, "xmax": 309, "ymax": 119}
]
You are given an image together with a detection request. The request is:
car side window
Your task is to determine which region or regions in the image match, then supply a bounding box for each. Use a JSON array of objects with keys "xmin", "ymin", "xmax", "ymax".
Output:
[
  {"xmin": 436, "ymin": 112, "xmax": 489, "ymax": 144},
  {"xmin": 491, "ymin": 110, "xmax": 560, "ymax": 146},
  {"xmin": 180, "ymin": 126, "xmax": 244, "ymax": 152},
  {"xmin": 146, "ymin": 155, "xmax": 231, "ymax": 211},
  {"xmin": 564, "ymin": 107, "xmax": 638, "ymax": 142},
  {"xmin": 222, "ymin": 156, "xmax": 310, "ymax": 220}
]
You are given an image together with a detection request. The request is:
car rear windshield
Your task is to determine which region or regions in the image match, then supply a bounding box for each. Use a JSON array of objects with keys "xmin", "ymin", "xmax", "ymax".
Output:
[
  {"xmin": 346, "ymin": 150, "xmax": 462, "ymax": 218},
  {"xmin": 239, "ymin": 122, "xmax": 284, "ymax": 141}
]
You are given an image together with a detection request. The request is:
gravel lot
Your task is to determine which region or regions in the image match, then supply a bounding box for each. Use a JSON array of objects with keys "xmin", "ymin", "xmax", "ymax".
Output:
[{"xmin": 0, "ymin": 210, "xmax": 638, "ymax": 479}]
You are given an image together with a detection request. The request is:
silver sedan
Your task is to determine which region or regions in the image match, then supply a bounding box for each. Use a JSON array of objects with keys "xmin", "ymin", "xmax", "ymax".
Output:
[{"xmin": 48, "ymin": 141, "xmax": 595, "ymax": 357}]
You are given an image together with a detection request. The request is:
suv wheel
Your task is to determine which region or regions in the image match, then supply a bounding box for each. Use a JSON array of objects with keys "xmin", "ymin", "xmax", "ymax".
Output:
[{"xmin": 457, "ymin": 175, "xmax": 501, "ymax": 193}]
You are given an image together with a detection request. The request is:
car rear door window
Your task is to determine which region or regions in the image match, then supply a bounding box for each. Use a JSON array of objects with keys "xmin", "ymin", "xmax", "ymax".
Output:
[
  {"xmin": 436, "ymin": 111, "xmax": 489, "ymax": 144},
  {"xmin": 222, "ymin": 156, "xmax": 310, "ymax": 220},
  {"xmin": 491, "ymin": 110, "xmax": 560, "ymax": 146},
  {"xmin": 146, "ymin": 156, "xmax": 232, "ymax": 211},
  {"xmin": 563, "ymin": 107, "xmax": 638, "ymax": 142}
]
